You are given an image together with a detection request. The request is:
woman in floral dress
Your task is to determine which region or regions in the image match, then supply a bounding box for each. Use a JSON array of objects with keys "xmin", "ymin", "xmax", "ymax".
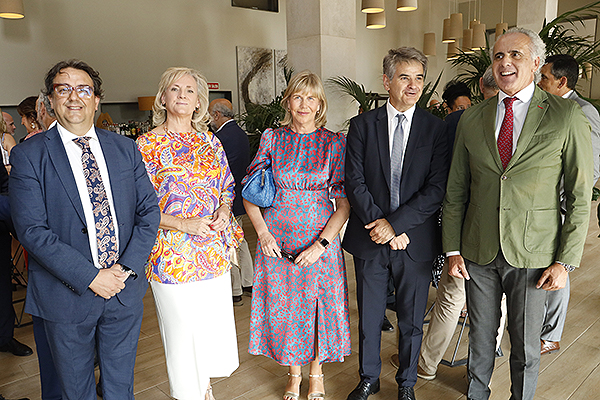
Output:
[{"xmin": 243, "ymin": 70, "xmax": 351, "ymax": 400}]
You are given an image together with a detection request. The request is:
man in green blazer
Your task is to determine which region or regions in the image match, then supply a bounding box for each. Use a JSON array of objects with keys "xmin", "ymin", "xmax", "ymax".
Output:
[{"xmin": 442, "ymin": 28, "xmax": 592, "ymax": 400}]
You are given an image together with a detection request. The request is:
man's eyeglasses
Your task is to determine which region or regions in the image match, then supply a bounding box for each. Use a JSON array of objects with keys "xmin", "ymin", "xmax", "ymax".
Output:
[{"xmin": 53, "ymin": 84, "xmax": 94, "ymax": 99}]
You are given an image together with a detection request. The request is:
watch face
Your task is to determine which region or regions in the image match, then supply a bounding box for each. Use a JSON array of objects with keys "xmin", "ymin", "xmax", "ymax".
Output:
[{"xmin": 320, "ymin": 238, "xmax": 329, "ymax": 248}]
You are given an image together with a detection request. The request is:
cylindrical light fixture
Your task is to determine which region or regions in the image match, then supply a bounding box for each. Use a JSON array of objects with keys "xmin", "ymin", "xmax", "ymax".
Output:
[
  {"xmin": 471, "ymin": 22, "xmax": 486, "ymax": 50},
  {"xmin": 138, "ymin": 96, "xmax": 156, "ymax": 111},
  {"xmin": 361, "ymin": 0, "xmax": 384, "ymax": 14},
  {"xmin": 366, "ymin": 11, "xmax": 386, "ymax": 29},
  {"xmin": 449, "ymin": 13, "xmax": 463, "ymax": 39},
  {"xmin": 423, "ymin": 32, "xmax": 436, "ymax": 56},
  {"xmin": 495, "ymin": 22, "xmax": 508, "ymax": 39},
  {"xmin": 469, "ymin": 19, "xmax": 479, "ymax": 29},
  {"xmin": 447, "ymin": 41, "xmax": 459, "ymax": 61},
  {"xmin": 462, "ymin": 29, "xmax": 474, "ymax": 54},
  {"xmin": 0, "ymin": 0, "xmax": 24, "ymax": 19},
  {"xmin": 397, "ymin": 0, "xmax": 418, "ymax": 11},
  {"xmin": 442, "ymin": 18, "xmax": 455, "ymax": 43}
]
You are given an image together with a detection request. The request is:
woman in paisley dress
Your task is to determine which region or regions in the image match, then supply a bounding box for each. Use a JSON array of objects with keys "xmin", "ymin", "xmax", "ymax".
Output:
[
  {"xmin": 243, "ymin": 71, "xmax": 351, "ymax": 400},
  {"xmin": 137, "ymin": 67, "xmax": 243, "ymax": 400}
]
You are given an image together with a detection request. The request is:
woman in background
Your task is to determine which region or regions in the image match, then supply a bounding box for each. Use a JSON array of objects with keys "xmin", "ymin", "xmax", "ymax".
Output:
[
  {"xmin": 17, "ymin": 96, "xmax": 42, "ymax": 140},
  {"xmin": 137, "ymin": 67, "xmax": 243, "ymax": 400},
  {"xmin": 244, "ymin": 71, "xmax": 351, "ymax": 400}
]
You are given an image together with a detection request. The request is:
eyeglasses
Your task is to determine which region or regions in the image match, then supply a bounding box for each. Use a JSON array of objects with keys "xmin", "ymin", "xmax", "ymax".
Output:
[{"xmin": 53, "ymin": 84, "xmax": 94, "ymax": 99}]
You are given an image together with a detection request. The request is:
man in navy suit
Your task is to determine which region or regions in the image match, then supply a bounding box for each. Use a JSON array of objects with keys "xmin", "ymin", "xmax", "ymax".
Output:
[
  {"xmin": 343, "ymin": 47, "xmax": 448, "ymax": 400},
  {"xmin": 9, "ymin": 60, "xmax": 160, "ymax": 400},
  {"xmin": 344, "ymin": 47, "xmax": 448, "ymax": 400}
]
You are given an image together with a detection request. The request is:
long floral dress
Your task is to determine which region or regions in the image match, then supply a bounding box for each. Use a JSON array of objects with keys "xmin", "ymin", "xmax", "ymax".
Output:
[{"xmin": 245, "ymin": 126, "xmax": 351, "ymax": 366}]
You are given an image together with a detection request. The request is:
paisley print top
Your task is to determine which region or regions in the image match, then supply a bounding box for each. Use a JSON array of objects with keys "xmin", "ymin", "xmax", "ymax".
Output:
[{"xmin": 137, "ymin": 129, "xmax": 243, "ymax": 284}]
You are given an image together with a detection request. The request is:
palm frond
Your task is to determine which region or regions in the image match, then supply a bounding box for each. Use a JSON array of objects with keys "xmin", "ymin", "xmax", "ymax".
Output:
[{"xmin": 327, "ymin": 76, "xmax": 376, "ymax": 113}]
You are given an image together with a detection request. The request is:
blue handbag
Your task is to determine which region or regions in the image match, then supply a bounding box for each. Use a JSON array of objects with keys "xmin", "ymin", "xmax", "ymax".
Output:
[{"xmin": 242, "ymin": 165, "xmax": 276, "ymax": 207}]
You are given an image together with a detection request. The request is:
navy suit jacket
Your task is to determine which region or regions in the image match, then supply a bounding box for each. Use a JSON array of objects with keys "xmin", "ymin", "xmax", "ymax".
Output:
[
  {"xmin": 215, "ymin": 120, "xmax": 250, "ymax": 217},
  {"xmin": 343, "ymin": 105, "xmax": 449, "ymax": 262},
  {"xmin": 9, "ymin": 126, "xmax": 160, "ymax": 323}
]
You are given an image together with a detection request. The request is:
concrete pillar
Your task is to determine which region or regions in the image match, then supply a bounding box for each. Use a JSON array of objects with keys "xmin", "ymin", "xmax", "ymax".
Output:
[
  {"xmin": 286, "ymin": 0, "xmax": 357, "ymax": 132},
  {"xmin": 516, "ymin": 0, "xmax": 557, "ymax": 32}
]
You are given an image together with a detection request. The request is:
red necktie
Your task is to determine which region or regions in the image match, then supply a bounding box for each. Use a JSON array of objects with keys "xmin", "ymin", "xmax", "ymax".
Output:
[{"xmin": 498, "ymin": 97, "xmax": 516, "ymax": 170}]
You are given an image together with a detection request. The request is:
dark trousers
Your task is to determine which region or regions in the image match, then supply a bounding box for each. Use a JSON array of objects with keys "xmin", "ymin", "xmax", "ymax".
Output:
[
  {"xmin": 33, "ymin": 316, "xmax": 63, "ymax": 400},
  {"xmin": 354, "ymin": 250, "xmax": 432, "ymax": 387},
  {"xmin": 465, "ymin": 252, "xmax": 546, "ymax": 400},
  {"xmin": 0, "ymin": 222, "xmax": 14, "ymax": 346},
  {"xmin": 43, "ymin": 295, "xmax": 143, "ymax": 400}
]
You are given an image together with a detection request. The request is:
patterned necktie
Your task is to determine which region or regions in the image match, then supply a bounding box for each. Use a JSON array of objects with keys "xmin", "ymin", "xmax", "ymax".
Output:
[
  {"xmin": 498, "ymin": 97, "xmax": 516, "ymax": 170},
  {"xmin": 73, "ymin": 137, "xmax": 118, "ymax": 269},
  {"xmin": 390, "ymin": 113, "xmax": 406, "ymax": 211}
]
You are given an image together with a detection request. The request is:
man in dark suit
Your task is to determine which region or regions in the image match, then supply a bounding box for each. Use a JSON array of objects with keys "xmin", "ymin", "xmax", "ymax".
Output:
[
  {"xmin": 344, "ymin": 47, "xmax": 449, "ymax": 400},
  {"xmin": 208, "ymin": 98, "xmax": 253, "ymax": 305},
  {"xmin": 444, "ymin": 28, "xmax": 592, "ymax": 400},
  {"xmin": 9, "ymin": 60, "xmax": 160, "ymax": 400}
]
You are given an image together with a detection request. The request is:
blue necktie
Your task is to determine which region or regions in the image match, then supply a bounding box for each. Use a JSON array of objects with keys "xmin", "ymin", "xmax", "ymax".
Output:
[
  {"xmin": 73, "ymin": 137, "xmax": 118, "ymax": 268},
  {"xmin": 390, "ymin": 114, "xmax": 405, "ymax": 211}
]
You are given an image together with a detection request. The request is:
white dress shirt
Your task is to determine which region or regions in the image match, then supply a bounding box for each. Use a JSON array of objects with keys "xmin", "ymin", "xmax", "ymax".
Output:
[
  {"xmin": 386, "ymin": 101, "xmax": 416, "ymax": 172},
  {"xmin": 57, "ymin": 123, "xmax": 119, "ymax": 269},
  {"xmin": 495, "ymin": 82, "xmax": 536, "ymax": 154}
]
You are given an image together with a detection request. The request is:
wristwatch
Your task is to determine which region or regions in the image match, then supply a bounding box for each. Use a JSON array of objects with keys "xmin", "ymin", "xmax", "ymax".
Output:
[
  {"xmin": 557, "ymin": 261, "xmax": 575, "ymax": 272},
  {"xmin": 318, "ymin": 237, "xmax": 329, "ymax": 249}
]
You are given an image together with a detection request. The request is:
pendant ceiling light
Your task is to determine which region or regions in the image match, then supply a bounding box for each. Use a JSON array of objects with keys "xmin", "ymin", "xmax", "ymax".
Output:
[
  {"xmin": 397, "ymin": 0, "xmax": 418, "ymax": 11},
  {"xmin": 0, "ymin": 0, "xmax": 24, "ymax": 19},
  {"xmin": 471, "ymin": 21, "xmax": 486, "ymax": 50},
  {"xmin": 361, "ymin": 0, "xmax": 384, "ymax": 14},
  {"xmin": 366, "ymin": 11, "xmax": 386, "ymax": 29},
  {"xmin": 462, "ymin": 29, "xmax": 474, "ymax": 54},
  {"xmin": 422, "ymin": 0, "xmax": 435, "ymax": 56},
  {"xmin": 423, "ymin": 32, "xmax": 436, "ymax": 56},
  {"xmin": 495, "ymin": 0, "xmax": 507, "ymax": 39},
  {"xmin": 442, "ymin": 18, "xmax": 454, "ymax": 43},
  {"xmin": 447, "ymin": 41, "xmax": 459, "ymax": 61},
  {"xmin": 449, "ymin": 12, "xmax": 463, "ymax": 39}
]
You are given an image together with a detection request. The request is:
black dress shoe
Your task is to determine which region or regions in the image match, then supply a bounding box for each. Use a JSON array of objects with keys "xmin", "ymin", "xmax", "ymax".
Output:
[
  {"xmin": 0, "ymin": 394, "xmax": 30, "ymax": 400},
  {"xmin": 382, "ymin": 315, "xmax": 394, "ymax": 332},
  {"xmin": 0, "ymin": 338, "xmax": 33, "ymax": 357},
  {"xmin": 347, "ymin": 379, "xmax": 380, "ymax": 400},
  {"xmin": 398, "ymin": 386, "xmax": 416, "ymax": 400}
]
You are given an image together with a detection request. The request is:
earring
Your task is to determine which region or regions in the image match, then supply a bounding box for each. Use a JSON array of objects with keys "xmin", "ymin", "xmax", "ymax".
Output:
[{"xmin": 31, "ymin": 122, "xmax": 36, "ymax": 129}]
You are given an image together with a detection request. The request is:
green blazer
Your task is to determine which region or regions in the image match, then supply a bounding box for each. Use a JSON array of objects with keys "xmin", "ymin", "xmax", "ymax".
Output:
[{"xmin": 442, "ymin": 86, "xmax": 592, "ymax": 268}]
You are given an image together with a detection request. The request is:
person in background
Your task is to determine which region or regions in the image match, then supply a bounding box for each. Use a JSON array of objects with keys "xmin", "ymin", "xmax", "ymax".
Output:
[
  {"xmin": 443, "ymin": 28, "xmax": 592, "ymax": 400},
  {"xmin": 244, "ymin": 70, "xmax": 350, "ymax": 400},
  {"xmin": 36, "ymin": 92, "xmax": 57, "ymax": 131},
  {"xmin": 16, "ymin": 96, "xmax": 42, "ymax": 141},
  {"xmin": 537, "ymin": 53, "xmax": 600, "ymax": 356},
  {"xmin": 208, "ymin": 98, "xmax": 253, "ymax": 306},
  {"xmin": 442, "ymin": 81, "xmax": 472, "ymax": 114},
  {"xmin": 1, "ymin": 112, "xmax": 16, "ymax": 172},
  {"xmin": 137, "ymin": 67, "xmax": 243, "ymax": 400}
]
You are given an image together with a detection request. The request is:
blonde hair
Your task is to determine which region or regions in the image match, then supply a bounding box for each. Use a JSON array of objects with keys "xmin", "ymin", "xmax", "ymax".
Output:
[
  {"xmin": 0, "ymin": 108, "xmax": 6, "ymax": 133},
  {"xmin": 152, "ymin": 67, "xmax": 210, "ymax": 132},
  {"xmin": 280, "ymin": 70, "xmax": 328, "ymax": 129}
]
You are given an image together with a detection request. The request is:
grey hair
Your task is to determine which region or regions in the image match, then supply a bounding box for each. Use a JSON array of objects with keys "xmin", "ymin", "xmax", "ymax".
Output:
[
  {"xmin": 211, "ymin": 101, "xmax": 235, "ymax": 119},
  {"xmin": 383, "ymin": 47, "xmax": 428, "ymax": 80},
  {"xmin": 492, "ymin": 27, "xmax": 546, "ymax": 83},
  {"xmin": 481, "ymin": 65, "xmax": 498, "ymax": 90},
  {"xmin": 37, "ymin": 92, "xmax": 55, "ymax": 117}
]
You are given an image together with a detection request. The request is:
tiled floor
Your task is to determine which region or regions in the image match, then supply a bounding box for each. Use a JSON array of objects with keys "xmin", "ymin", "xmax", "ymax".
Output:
[{"xmin": 3, "ymin": 211, "xmax": 600, "ymax": 399}]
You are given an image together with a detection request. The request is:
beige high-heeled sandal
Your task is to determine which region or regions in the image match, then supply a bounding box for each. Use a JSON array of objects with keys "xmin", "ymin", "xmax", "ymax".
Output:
[
  {"xmin": 308, "ymin": 373, "xmax": 325, "ymax": 400},
  {"xmin": 283, "ymin": 372, "xmax": 302, "ymax": 400}
]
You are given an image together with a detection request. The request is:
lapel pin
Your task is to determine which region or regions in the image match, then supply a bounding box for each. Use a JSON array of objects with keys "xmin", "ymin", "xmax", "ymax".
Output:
[{"xmin": 538, "ymin": 105, "xmax": 544, "ymax": 109}]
